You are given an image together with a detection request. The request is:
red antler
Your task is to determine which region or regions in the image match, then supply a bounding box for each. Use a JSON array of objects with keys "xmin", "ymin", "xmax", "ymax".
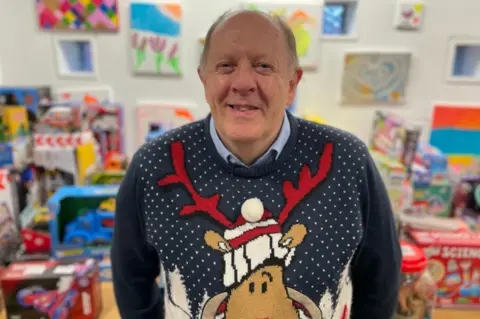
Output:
[
  {"xmin": 157, "ymin": 141, "xmax": 234, "ymax": 228},
  {"xmin": 278, "ymin": 142, "xmax": 334, "ymax": 225}
]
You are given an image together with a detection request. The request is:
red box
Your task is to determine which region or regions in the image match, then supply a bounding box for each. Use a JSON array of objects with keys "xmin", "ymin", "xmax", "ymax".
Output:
[
  {"xmin": 0, "ymin": 258, "xmax": 102, "ymax": 318},
  {"xmin": 409, "ymin": 230, "xmax": 480, "ymax": 308}
]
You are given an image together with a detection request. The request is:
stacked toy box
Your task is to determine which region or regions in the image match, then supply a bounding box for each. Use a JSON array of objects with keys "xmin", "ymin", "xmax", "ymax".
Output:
[{"xmin": 411, "ymin": 143, "xmax": 453, "ymax": 217}]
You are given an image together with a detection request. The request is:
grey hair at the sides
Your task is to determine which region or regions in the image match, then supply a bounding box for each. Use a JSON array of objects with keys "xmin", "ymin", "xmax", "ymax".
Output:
[{"xmin": 198, "ymin": 9, "xmax": 299, "ymax": 72}]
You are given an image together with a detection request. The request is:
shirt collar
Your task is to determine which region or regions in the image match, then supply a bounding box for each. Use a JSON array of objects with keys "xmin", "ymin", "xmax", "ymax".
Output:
[{"xmin": 209, "ymin": 111, "xmax": 291, "ymax": 168}]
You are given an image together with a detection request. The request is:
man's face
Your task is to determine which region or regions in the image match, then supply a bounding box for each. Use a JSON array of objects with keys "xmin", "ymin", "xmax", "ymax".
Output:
[{"xmin": 199, "ymin": 13, "xmax": 302, "ymax": 144}]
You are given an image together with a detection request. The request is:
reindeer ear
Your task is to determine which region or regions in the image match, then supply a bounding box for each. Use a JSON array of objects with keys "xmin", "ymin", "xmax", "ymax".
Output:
[
  {"xmin": 205, "ymin": 230, "xmax": 232, "ymax": 253},
  {"xmin": 279, "ymin": 224, "xmax": 307, "ymax": 248}
]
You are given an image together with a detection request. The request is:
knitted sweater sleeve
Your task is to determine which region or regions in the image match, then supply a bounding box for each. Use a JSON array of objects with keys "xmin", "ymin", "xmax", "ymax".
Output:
[
  {"xmin": 350, "ymin": 150, "xmax": 402, "ymax": 319},
  {"xmin": 111, "ymin": 152, "xmax": 163, "ymax": 318}
]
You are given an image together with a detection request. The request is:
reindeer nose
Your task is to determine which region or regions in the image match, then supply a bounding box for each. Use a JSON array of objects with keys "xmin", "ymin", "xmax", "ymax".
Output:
[{"xmin": 241, "ymin": 198, "xmax": 264, "ymax": 223}]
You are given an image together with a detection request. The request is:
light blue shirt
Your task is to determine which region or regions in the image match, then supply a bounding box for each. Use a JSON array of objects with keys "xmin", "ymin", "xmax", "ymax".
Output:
[{"xmin": 209, "ymin": 111, "xmax": 291, "ymax": 168}]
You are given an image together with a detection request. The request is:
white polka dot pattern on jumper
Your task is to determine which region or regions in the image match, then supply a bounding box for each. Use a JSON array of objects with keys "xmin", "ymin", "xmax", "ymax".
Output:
[{"xmin": 133, "ymin": 116, "xmax": 368, "ymax": 318}]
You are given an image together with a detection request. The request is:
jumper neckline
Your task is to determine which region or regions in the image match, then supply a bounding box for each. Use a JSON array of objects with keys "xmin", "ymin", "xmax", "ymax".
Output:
[{"xmin": 203, "ymin": 111, "xmax": 299, "ymax": 178}]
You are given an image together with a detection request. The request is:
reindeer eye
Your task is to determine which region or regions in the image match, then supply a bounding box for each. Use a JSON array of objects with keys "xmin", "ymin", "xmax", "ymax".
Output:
[
  {"xmin": 262, "ymin": 281, "xmax": 267, "ymax": 294},
  {"xmin": 249, "ymin": 282, "xmax": 255, "ymax": 294}
]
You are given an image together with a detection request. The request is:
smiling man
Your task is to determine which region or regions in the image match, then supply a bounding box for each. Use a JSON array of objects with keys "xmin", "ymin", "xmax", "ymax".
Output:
[{"xmin": 111, "ymin": 9, "xmax": 401, "ymax": 319}]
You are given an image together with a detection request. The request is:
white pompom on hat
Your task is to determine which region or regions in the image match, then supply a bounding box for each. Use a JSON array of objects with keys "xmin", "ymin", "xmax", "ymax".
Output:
[{"xmin": 241, "ymin": 197, "xmax": 264, "ymax": 222}]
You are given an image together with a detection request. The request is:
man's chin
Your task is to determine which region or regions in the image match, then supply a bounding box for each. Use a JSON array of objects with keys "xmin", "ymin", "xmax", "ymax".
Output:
[{"xmin": 224, "ymin": 129, "xmax": 263, "ymax": 144}]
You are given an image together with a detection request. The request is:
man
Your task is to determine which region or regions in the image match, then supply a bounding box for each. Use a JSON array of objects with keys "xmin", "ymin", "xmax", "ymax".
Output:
[{"xmin": 111, "ymin": 9, "xmax": 401, "ymax": 319}]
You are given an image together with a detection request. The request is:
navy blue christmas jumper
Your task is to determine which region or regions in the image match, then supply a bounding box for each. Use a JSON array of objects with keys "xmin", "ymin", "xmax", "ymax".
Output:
[{"xmin": 111, "ymin": 112, "xmax": 402, "ymax": 319}]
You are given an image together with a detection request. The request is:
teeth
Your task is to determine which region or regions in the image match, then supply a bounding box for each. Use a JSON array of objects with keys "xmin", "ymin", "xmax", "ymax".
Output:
[{"xmin": 232, "ymin": 105, "xmax": 255, "ymax": 111}]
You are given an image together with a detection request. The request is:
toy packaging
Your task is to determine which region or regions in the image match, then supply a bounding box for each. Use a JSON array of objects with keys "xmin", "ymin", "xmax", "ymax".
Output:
[
  {"xmin": 451, "ymin": 176, "xmax": 480, "ymax": 231},
  {"xmin": 0, "ymin": 86, "xmax": 52, "ymax": 115},
  {"xmin": 0, "ymin": 168, "xmax": 23, "ymax": 265},
  {"xmin": 371, "ymin": 150, "xmax": 407, "ymax": 214},
  {"xmin": 85, "ymin": 171, "xmax": 126, "ymax": 185},
  {"xmin": 34, "ymin": 102, "xmax": 86, "ymax": 134},
  {"xmin": 0, "ymin": 258, "xmax": 102, "ymax": 319},
  {"xmin": 398, "ymin": 212, "xmax": 469, "ymax": 237},
  {"xmin": 370, "ymin": 111, "xmax": 421, "ymax": 174},
  {"xmin": 0, "ymin": 106, "xmax": 30, "ymax": 141},
  {"xmin": 33, "ymin": 131, "xmax": 97, "ymax": 205},
  {"xmin": 413, "ymin": 181, "xmax": 453, "ymax": 217},
  {"xmin": 19, "ymin": 205, "xmax": 52, "ymax": 255},
  {"xmin": 48, "ymin": 185, "xmax": 118, "ymax": 260},
  {"xmin": 409, "ymin": 230, "xmax": 480, "ymax": 308},
  {"xmin": 85, "ymin": 103, "xmax": 124, "ymax": 161},
  {"xmin": 415, "ymin": 144, "xmax": 449, "ymax": 184}
]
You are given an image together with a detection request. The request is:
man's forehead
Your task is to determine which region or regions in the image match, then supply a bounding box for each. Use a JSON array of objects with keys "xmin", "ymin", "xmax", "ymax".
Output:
[{"xmin": 212, "ymin": 11, "xmax": 283, "ymax": 39}]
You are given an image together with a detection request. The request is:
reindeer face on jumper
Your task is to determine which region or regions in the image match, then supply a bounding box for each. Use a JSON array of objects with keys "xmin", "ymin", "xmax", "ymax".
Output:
[
  {"xmin": 157, "ymin": 140, "xmax": 333, "ymax": 319},
  {"xmin": 203, "ymin": 198, "xmax": 308, "ymax": 319}
]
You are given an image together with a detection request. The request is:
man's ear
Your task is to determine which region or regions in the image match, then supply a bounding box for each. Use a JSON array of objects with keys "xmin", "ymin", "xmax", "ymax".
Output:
[
  {"xmin": 294, "ymin": 68, "xmax": 303, "ymax": 86},
  {"xmin": 287, "ymin": 68, "xmax": 303, "ymax": 106},
  {"xmin": 197, "ymin": 67, "xmax": 205, "ymax": 84}
]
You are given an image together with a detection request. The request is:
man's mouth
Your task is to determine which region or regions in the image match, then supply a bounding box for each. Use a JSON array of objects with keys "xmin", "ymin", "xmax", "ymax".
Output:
[{"xmin": 228, "ymin": 104, "xmax": 259, "ymax": 112}]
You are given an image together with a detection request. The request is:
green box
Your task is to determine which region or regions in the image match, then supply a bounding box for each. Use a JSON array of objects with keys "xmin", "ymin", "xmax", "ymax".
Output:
[{"xmin": 413, "ymin": 181, "xmax": 452, "ymax": 217}]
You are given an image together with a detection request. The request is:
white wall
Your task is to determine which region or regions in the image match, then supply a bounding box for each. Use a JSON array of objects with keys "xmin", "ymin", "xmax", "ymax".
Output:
[{"xmin": 0, "ymin": 0, "xmax": 479, "ymax": 158}]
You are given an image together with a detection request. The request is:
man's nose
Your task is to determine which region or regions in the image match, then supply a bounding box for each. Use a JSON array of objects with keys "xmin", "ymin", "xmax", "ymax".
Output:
[{"xmin": 231, "ymin": 65, "xmax": 256, "ymax": 95}]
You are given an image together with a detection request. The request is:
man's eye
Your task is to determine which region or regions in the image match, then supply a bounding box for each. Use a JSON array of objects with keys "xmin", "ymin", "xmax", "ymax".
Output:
[
  {"xmin": 256, "ymin": 64, "xmax": 272, "ymax": 71},
  {"xmin": 217, "ymin": 64, "xmax": 234, "ymax": 72}
]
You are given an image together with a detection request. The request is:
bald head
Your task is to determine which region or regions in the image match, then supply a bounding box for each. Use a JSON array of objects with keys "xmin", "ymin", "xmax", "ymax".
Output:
[{"xmin": 199, "ymin": 9, "xmax": 299, "ymax": 72}]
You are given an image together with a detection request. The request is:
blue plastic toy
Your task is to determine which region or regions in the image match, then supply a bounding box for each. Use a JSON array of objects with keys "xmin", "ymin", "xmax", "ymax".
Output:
[
  {"xmin": 146, "ymin": 123, "xmax": 169, "ymax": 143},
  {"xmin": 63, "ymin": 209, "xmax": 115, "ymax": 246}
]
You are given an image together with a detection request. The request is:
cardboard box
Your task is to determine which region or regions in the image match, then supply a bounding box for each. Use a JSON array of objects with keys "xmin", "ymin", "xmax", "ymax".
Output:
[
  {"xmin": 47, "ymin": 185, "xmax": 119, "ymax": 260},
  {"xmin": 369, "ymin": 110, "xmax": 421, "ymax": 175},
  {"xmin": 0, "ymin": 168, "xmax": 22, "ymax": 265},
  {"xmin": 0, "ymin": 86, "xmax": 52, "ymax": 115},
  {"xmin": 415, "ymin": 144, "xmax": 449, "ymax": 184},
  {"xmin": 409, "ymin": 231, "xmax": 480, "ymax": 309},
  {"xmin": 33, "ymin": 131, "xmax": 97, "ymax": 205},
  {"xmin": 413, "ymin": 181, "xmax": 453, "ymax": 217},
  {"xmin": 451, "ymin": 176, "xmax": 480, "ymax": 231},
  {"xmin": 0, "ymin": 106, "xmax": 29, "ymax": 141},
  {"xmin": 85, "ymin": 103, "xmax": 124, "ymax": 161},
  {"xmin": 35, "ymin": 103, "xmax": 86, "ymax": 134},
  {"xmin": 371, "ymin": 150, "xmax": 407, "ymax": 213},
  {"xmin": 0, "ymin": 258, "xmax": 102, "ymax": 319}
]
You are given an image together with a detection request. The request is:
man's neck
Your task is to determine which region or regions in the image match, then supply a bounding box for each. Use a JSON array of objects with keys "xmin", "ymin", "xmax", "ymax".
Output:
[{"xmin": 219, "ymin": 129, "xmax": 281, "ymax": 166}]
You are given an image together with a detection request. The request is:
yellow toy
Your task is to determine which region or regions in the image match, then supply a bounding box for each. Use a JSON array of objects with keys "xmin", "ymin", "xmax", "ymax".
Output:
[
  {"xmin": 98, "ymin": 198, "xmax": 116, "ymax": 212},
  {"xmin": 303, "ymin": 114, "xmax": 326, "ymax": 124},
  {"xmin": 33, "ymin": 208, "xmax": 50, "ymax": 224}
]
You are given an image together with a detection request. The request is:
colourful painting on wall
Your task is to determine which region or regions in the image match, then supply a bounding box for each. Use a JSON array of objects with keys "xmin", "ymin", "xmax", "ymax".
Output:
[
  {"xmin": 36, "ymin": 0, "xmax": 119, "ymax": 31},
  {"xmin": 394, "ymin": 1, "xmax": 425, "ymax": 31},
  {"xmin": 136, "ymin": 103, "xmax": 197, "ymax": 147},
  {"xmin": 429, "ymin": 104, "xmax": 480, "ymax": 173},
  {"xmin": 241, "ymin": 2, "xmax": 321, "ymax": 70},
  {"xmin": 340, "ymin": 52, "xmax": 412, "ymax": 105},
  {"xmin": 130, "ymin": 2, "xmax": 182, "ymax": 75}
]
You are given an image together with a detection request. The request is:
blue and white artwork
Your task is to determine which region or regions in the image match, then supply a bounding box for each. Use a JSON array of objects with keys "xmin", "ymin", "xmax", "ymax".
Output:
[
  {"xmin": 130, "ymin": 2, "xmax": 182, "ymax": 75},
  {"xmin": 340, "ymin": 52, "xmax": 411, "ymax": 105}
]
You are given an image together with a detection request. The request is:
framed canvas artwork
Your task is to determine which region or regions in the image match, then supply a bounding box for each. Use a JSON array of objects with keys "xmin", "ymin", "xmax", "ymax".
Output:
[
  {"xmin": 444, "ymin": 36, "xmax": 480, "ymax": 84},
  {"xmin": 394, "ymin": 0, "xmax": 425, "ymax": 31},
  {"xmin": 130, "ymin": 2, "xmax": 182, "ymax": 75},
  {"xmin": 136, "ymin": 103, "xmax": 197, "ymax": 147},
  {"xmin": 340, "ymin": 51, "xmax": 412, "ymax": 105},
  {"xmin": 240, "ymin": 1, "xmax": 322, "ymax": 70},
  {"xmin": 36, "ymin": 0, "xmax": 119, "ymax": 31},
  {"xmin": 429, "ymin": 103, "xmax": 480, "ymax": 173}
]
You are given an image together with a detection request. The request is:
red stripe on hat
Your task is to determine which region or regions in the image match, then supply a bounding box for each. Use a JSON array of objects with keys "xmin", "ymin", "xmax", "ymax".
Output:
[{"xmin": 228, "ymin": 224, "xmax": 281, "ymax": 249}]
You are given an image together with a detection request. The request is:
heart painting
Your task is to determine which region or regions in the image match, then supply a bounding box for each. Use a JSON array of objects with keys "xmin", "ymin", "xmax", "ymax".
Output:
[{"xmin": 341, "ymin": 52, "xmax": 412, "ymax": 105}]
